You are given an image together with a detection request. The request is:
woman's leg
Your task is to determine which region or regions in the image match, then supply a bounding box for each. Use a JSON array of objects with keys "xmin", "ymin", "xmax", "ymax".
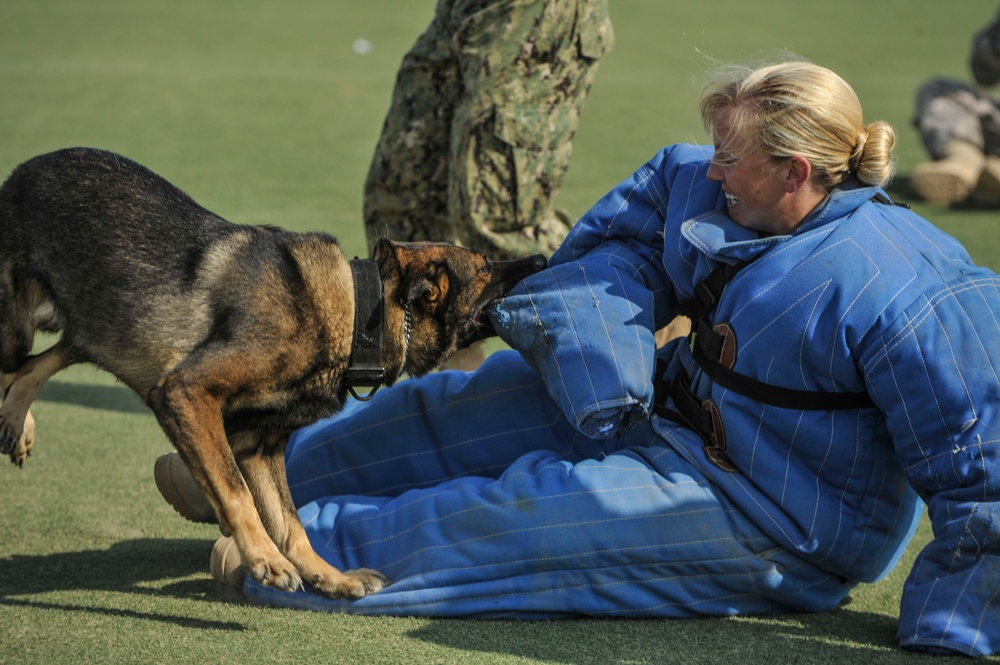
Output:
[
  {"xmin": 285, "ymin": 350, "xmax": 610, "ymax": 505},
  {"xmin": 254, "ymin": 418, "xmax": 852, "ymax": 618}
]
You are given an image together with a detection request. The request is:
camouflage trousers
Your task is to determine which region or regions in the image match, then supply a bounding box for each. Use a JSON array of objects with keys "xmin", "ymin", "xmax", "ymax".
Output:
[
  {"xmin": 914, "ymin": 77, "xmax": 1000, "ymax": 158},
  {"xmin": 363, "ymin": 0, "xmax": 613, "ymax": 260}
]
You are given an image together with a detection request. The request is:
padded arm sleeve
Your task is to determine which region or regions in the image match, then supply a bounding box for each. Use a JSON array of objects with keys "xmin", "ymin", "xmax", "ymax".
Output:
[
  {"xmin": 863, "ymin": 274, "xmax": 1000, "ymax": 656},
  {"xmin": 490, "ymin": 149, "xmax": 682, "ymax": 438}
]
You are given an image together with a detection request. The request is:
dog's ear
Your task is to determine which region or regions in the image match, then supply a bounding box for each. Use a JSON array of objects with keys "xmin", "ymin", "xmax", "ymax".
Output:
[
  {"xmin": 372, "ymin": 237, "xmax": 397, "ymax": 268},
  {"xmin": 375, "ymin": 238, "xmax": 412, "ymax": 287}
]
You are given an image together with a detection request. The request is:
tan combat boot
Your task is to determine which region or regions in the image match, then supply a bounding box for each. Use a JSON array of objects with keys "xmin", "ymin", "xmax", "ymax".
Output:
[
  {"xmin": 154, "ymin": 451, "xmax": 217, "ymax": 524},
  {"xmin": 972, "ymin": 155, "xmax": 1000, "ymax": 207},
  {"xmin": 912, "ymin": 140, "xmax": 986, "ymax": 205}
]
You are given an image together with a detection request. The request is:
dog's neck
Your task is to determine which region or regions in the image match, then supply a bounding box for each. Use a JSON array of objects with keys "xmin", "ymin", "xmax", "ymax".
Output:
[{"xmin": 345, "ymin": 259, "xmax": 409, "ymax": 400}]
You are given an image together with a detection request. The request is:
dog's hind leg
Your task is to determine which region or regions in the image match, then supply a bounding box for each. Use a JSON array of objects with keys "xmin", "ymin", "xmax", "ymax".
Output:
[
  {"xmin": 232, "ymin": 432, "xmax": 390, "ymax": 599},
  {"xmin": 0, "ymin": 341, "xmax": 76, "ymax": 466},
  {"xmin": 0, "ymin": 374, "xmax": 34, "ymax": 467}
]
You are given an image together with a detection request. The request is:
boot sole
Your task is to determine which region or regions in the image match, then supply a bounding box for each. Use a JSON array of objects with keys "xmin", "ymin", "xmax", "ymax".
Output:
[{"xmin": 154, "ymin": 453, "xmax": 217, "ymax": 524}]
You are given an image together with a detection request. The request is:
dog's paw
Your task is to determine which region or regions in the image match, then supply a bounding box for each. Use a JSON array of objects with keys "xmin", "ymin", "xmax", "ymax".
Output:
[
  {"xmin": 11, "ymin": 412, "xmax": 35, "ymax": 467},
  {"xmin": 0, "ymin": 410, "xmax": 29, "ymax": 465},
  {"xmin": 351, "ymin": 567, "xmax": 391, "ymax": 597},
  {"xmin": 316, "ymin": 567, "xmax": 390, "ymax": 599},
  {"xmin": 245, "ymin": 555, "xmax": 304, "ymax": 593},
  {"xmin": 10, "ymin": 433, "xmax": 33, "ymax": 467}
]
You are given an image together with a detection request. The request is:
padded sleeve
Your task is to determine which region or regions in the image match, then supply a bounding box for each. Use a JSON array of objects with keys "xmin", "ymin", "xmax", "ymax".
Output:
[
  {"xmin": 489, "ymin": 149, "xmax": 681, "ymax": 438},
  {"xmin": 862, "ymin": 273, "xmax": 1000, "ymax": 656}
]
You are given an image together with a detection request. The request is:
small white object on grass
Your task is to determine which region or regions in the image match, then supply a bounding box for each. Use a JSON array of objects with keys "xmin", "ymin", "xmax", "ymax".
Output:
[{"xmin": 352, "ymin": 38, "xmax": 373, "ymax": 55}]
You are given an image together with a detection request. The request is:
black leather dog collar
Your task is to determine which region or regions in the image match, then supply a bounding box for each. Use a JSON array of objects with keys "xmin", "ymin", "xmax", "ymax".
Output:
[{"xmin": 346, "ymin": 259, "xmax": 386, "ymax": 400}]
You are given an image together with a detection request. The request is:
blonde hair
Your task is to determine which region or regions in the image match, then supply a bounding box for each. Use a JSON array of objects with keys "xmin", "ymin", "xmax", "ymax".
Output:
[{"xmin": 698, "ymin": 60, "xmax": 895, "ymax": 190}]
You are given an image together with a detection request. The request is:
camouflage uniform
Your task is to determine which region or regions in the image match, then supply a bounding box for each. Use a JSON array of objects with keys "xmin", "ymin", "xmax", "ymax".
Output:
[
  {"xmin": 915, "ymin": 7, "xmax": 1000, "ymax": 158},
  {"xmin": 363, "ymin": 0, "xmax": 614, "ymax": 260}
]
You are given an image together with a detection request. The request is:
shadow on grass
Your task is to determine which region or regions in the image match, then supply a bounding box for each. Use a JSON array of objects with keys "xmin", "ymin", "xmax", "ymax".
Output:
[
  {"xmin": 38, "ymin": 380, "xmax": 149, "ymax": 414},
  {"xmin": 406, "ymin": 608, "xmax": 918, "ymax": 665},
  {"xmin": 0, "ymin": 538, "xmax": 246, "ymax": 631}
]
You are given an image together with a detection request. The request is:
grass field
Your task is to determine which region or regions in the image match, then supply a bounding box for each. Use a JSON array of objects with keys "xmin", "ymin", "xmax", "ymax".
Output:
[{"xmin": 1, "ymin": 1, "xmax": 999, "ymax": 663}]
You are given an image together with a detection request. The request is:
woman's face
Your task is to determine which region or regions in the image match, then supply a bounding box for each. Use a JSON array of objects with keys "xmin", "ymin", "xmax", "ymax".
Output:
[{"xmin": 706, "ymin": 108, "xmax": 811, "ymax": 235}]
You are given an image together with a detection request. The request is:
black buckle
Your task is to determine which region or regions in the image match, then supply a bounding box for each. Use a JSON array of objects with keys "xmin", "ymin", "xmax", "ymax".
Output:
[
  {"xmin": 345, "ymin": 367, "xmax": 385, "ymax": 401},
  {"xmin": 693, "ymin": 280, "xmax": 717, "ymax": 312}
]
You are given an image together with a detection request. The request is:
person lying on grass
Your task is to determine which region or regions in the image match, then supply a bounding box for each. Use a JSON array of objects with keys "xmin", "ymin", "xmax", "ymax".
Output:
[{"xmin": 157, "ymin": 59, "xmax": 1000, "ymax": 657}]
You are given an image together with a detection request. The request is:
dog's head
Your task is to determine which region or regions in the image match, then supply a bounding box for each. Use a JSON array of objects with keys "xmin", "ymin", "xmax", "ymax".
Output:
[{"xmin": 374, "ymin": 239, "xmax": 545, "ymax": 377}]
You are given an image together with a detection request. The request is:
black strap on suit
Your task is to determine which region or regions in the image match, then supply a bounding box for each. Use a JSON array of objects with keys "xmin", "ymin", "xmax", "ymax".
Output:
[{"xmin": 653, "ymin": 255, "xmax": 874, "ymax": 455}]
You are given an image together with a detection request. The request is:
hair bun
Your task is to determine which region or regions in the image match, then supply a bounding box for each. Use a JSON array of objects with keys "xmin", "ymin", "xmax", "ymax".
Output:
[
  {"xmin": 857, "ymin": 126, "xmax": 870, "ymax": 150},
  {"xmin": 855, "ymin": 121, "xmax": 896, "ymax": 187}
]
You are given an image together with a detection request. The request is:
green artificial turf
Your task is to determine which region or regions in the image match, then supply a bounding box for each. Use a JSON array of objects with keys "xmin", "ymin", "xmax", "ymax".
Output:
[{"xmin": 1, "ymin": 0, "xmax": 998, "ymax": 662}]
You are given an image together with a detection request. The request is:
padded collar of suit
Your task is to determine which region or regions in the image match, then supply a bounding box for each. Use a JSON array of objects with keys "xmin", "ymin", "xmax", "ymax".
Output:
[{"xmin": 680, "ymin": 178, "xmax": 887, "ymax": 265}]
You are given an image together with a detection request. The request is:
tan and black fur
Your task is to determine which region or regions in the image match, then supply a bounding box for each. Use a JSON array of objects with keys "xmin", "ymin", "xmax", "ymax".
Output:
[{"xmin": 0, "ymin": 147, "xmax": 545, "ymax": 598}]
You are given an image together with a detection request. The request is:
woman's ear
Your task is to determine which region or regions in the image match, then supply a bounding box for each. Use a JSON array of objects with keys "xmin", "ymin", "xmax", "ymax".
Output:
[{"xmin": 785, "ymin": 155, "xmax": 813, "ymax": 192}]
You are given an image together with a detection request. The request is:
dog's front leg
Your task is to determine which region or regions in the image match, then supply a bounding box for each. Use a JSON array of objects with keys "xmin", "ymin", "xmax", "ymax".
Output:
[
  {"xmin": 233, "ymin": 431, "xmax": 390, "ymax": 599},
  {"xmin": 148, "ymin": 376, "xmax": 303, "ymax": 592}
]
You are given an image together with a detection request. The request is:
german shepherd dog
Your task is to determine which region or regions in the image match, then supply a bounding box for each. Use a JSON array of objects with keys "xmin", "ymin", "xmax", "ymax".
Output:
[{"xmin": 0, "ymin": 147, "xmax": 545, "ymax": 598}]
